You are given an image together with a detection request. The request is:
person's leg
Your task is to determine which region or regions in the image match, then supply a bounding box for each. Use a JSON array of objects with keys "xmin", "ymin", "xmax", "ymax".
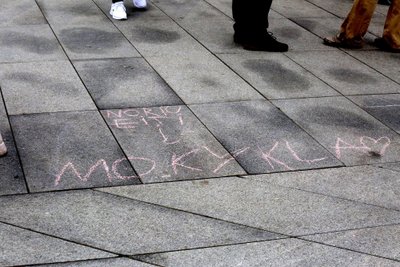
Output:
[
  {"xmin": 232, "ymin": 0, "xmax": 288, "ymax": 52},
  {"xmin": 232, "ymin": 0, "xmax": 271, "ymax": 40},
  {"xmin": 324, "ymin": 0, "xmax": 377, "ymax": 48},
  {"xmin": 0, "ymin": 133, "xmax": 7, "ymax": 157},
  {"xmin": 339, "ymin": 0, "xmax": 377, "ymax": 40},
  {"xmin": 378, "ymin": 0, "xmax": 400, "ymax": 50}
]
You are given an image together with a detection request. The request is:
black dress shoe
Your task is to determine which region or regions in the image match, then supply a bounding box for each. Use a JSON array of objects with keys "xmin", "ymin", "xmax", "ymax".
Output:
[{"xmin": 234, "ymin": 31, "xmax": 289, "ymax": 52}]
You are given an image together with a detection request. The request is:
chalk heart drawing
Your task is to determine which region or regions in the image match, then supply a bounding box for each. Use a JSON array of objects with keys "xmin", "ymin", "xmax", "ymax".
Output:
[{"xmin": 360, "ymin": 136, "xmax": 391, "ymax": 155}]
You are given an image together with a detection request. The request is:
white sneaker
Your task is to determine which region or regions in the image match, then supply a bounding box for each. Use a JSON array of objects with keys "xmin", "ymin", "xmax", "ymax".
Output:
[
  {"xmin": 133, "ymin": 0, "xmax": 147, "ymax": 9},
  {"xmin": 110, "ymin": 2, "xmax": 127, "ymax": 20},
  {"xmin": 0, "ymin": 134, "xmax": 7, "ymax": 157}
]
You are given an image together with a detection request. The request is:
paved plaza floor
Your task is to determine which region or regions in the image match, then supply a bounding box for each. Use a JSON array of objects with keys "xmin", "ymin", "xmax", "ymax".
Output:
[{"xmin": 1, "ymin": 0, "xmax": 400, "ymax": 266}]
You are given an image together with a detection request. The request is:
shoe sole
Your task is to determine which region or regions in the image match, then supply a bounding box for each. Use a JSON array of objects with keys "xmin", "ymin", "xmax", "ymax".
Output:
[{"xmin": 110, "ymin": 13, "xmax": 127, "ymax": 20}]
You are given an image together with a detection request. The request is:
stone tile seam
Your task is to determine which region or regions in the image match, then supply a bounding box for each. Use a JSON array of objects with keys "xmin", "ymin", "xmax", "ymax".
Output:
[
  {"xmin": 243, "ymin": 175, "xmax": 400, "ymax": 213},
  {"xmin": 90, "ymin": 0, "xmax": 187, "ymax": 106},
  {"xmin": 0, "ymin": 220, "xmax": 121, "ymax": 258},
  {"xmin": 340, "ymin": 50, "xmax": 400, "ymax": 86},
  {"xmin": 93, "ymin": 189, "xmax": 291, "ymax": 239},
  {"xmin": 8, "ymin": 256, "xmax": 122, "ymax": 267},
  {"xmin": 297, "ymin": 222, "xmax": 400, "ymax": 238},
  {"xmin": 148, "ymin": 0, "xmax": 270, "ymax": 102},
  {"xmin": 0, "ymin": 84, "xmax": 29, "ymax": 193},
  {"xmin": 130, "ymin": 238, "xmax": 294, "ymax": 259},
  {"xmin": 296, "ymin": 236, "xmax": 400, "ymax": 263},
  {"xmin": 131, "ymin": 235, "xmax": 400, "ymax": 264}
]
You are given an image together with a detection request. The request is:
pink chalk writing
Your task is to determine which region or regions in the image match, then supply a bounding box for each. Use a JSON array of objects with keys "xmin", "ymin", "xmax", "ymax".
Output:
[
  {"xmin": 333, "ymin": 136, "xmax": 391, "ymax": 158},
  {"xmin": 171, "ymin": 149, "xmax": 203, "ymax": 174},
  {"xmin": 204, "ymin": 146, "xmax": 250, "ymax": 173},
  {"xmin": 258, "ymin": 143, "xmax": 293, "ymax": 171}
]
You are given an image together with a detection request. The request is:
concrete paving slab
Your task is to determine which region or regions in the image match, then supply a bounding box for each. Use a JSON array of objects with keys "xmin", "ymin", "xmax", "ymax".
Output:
[
  {"xmin": 40, "ymin": 257, "xmax": 157, "ymax": 267},
  {"xmin": 101, "ymin": 106, "xmax": 246, "ymax": 183},
  {"xmin": 218, "ymin": 53, "xmax": 339, "ymax": 99},
  {"xmin": 286, "ymin": 51, "xmax": 400, "ymax": 95},
  {"xmin": 37, "ymin": 0, "xmax": 110, "ymax": 26},
  {"xmin": 346, "ymin": 51, "xmax": 400, "ymax": 84},
  {"xmin": 0, "ymin": 222, "xmax": 114, "ymax": 266},
  {"xmin": 272, "ymin": 0, "xmax": 336, "ymax": 18},
  {"xmin": 146, "ymin": 54, "xmax": 263, "ymax": 104},
  {"xmin": 303, "ymin": 224, "xmax": 400, "ymax": 261},
  {"xmin": 349, "ymin": 94, "xmax": 400, "ymax": 134},
  {"xmin": 152, "ymin": 0, "xmax": 223, "ymax": 22},
  {"xmin": 269, "ymin": 18, "xmax": 338, "ymax": 51},
  {"xmin": 177, "ymin": 16, "xmax": 242, "ymax": 54},
  {"xmin": 99, "ymin": 177, "xmax": 400, "ymax": 235},
  {"xmin": 117, "ymin": 18, "xmax": 208, "ymax": 57},
  {"xmin": 375, "ymin": 162, "xmax": 400, "ymax": 173},
  {"xmin": 273, "ymin": 97, "xmax": 400, "ymax": 165},
  {"xmin": 0, "ymin": 98, "xmax": 26, "ymax": 196},
  {"xmin": 134, "ymin": 238, "xmax": 400, "ymax": 266},
  {"xmin": 190, "ymin": 100, "xmax": 341, "ymax": 173},
  {"xmin": 0, "ymin": 61, "xmax": 96, "ymax": 115},
  {"xmin": 0, "ymin": 25, "xmax": 66, "ymax": 63},
  {"xmin": 306, "ymin": 0, "xmax": 360, "ymax": 18},
  {"xmin": 54, "ymin": 23, "xmax": 140, "ymax": 60},
  {"xmin": 0, "ymin": 0, "xmax": 46, "ymax": 26},
  {"xmin": 0, "ymin": 190, "xmax": 281, "ymax": 254},
  {"xmin": 291, "ymin": 17, "xmax": 379, "ymax": 49},
  {"xmin": 248, "ymin": 165, "xmax": 400, "ymax": 211},
  {"xmin": 10, "ymin": 111, "xmax": 139, "ymax": 192},
  {"xmin": 74, "ymin": 58, "xmax": 182, "ymax": 109}
]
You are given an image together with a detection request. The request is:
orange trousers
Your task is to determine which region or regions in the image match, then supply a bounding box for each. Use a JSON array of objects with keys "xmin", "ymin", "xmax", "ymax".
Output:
[{"xmin": 339, "ymin": 0, "xmax": 400, "ymax": 48}]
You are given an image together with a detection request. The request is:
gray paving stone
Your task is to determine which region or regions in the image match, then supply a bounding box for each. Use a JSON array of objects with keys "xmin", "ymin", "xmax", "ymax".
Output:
[
  {"xmin": 347, "ymin": 51, "xmax": 400, "ymax": 84},
  {"xmin": 306, "ymin": 0, "xmax": 361, "ymax": 18},
  {"xmin": 40, "ymin": 257, "xmax": 156, "ymax": 267},
  {"xmin": 99, "ymin": 177, "xmax": 400, "ymax": 235},
  {"xmin": 349, "ymin": 94, "xmax": 400, "ymax": 134},
  {"xmin": 134, "ymin": 238, "xmax": 400, "ymax": 267},
  {"xmin": 0, "ymin": 0, "xmax": 46, "ymax": 26},
  {"xmin": 152, "ymin": 0, "xmax": 223, "ymax": 21},
  {"xmin": 0, "ymin": 61, "xmax": 96, "ymax": 115},
  {"xmin": 0, "ymin": 222, "xmax": 114, "ymax": 266},
  {"xmin": 272, "ymin": 0, "xmax": 336, "ymax": 18},
  {"xmin": 269, "ymin": 18, "xmax": 338, "ymax": 51},
  {"xmin": 10, "ymin": 111, "xmax": 139, "ymax": 192},
  {"xmin": 291, "ymin": 17, "xmax": 379, "ymax": 49},
  {"xmin": 37, "ymin": 0, "xmax": 110, "ymax": 26},
  {"xmin": 273, "ymin": 97, "xmax": 400, "ymax": 165},
  {"xmin": 116, "ymin": 18, "xmax": 207, "ymax": 57},
  {"xmin": 190, "ymin": 101, "xmax": 341, "ymax": 173},
  {"xmin": 248, "ymin": 165, "xmax": 400, "ymax": 211},
  {"xmin": 218, "ymin": 53, "xmax": 339, "ymax": 99},
  {"xmin": 177, "ymin": 16, "xmax": 242, "ymax": 54},
  {"xmin": 54, "ymin": 23, "xmax": 140, "ymax": 60},
  {"xmin": 304, "ymin": 225, "xmax": 400, "ymax": 261},
  {"xmin": 376, "ymin": 162, "xmax": 400, "ymax": 173},
  {"xmin": 146, "ymin": 54, "xmax": 263, "ymax": 104},
  {"xmin": 0, "ymin": 190, "xmax": 281, "ymax": 254},
  {"xmin": 74, "ymin": 58, "xmax": 182, "ymax": 109},
  {"xmin": 287, "ymin": 51, "xmax": 400, "ymax": 95},
  {"xmin": 0, "ymin": 25, "xmax": 66, "ymax": 63},
  {"xmin": 101, "ymin": 106, "xmax": 246, "ymax": 183},
  {"xmin": 0, "ymin": 98, "xmax": 26, "ymax": 196}
]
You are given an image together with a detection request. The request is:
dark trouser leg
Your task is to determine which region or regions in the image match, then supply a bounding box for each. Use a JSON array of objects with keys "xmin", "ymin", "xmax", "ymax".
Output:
[
  {"xmin": 112, "ymin": 0, "xmax": 122, "ymax": 3},
  {"xmin": 232, "ymin": 0, "xmax": 272, "ymax": 39}
]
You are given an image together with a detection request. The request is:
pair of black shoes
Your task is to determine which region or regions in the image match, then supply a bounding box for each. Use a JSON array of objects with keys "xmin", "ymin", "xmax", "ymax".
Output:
[{"xmin": 234, "ymin": 31, "xmax": 289, "ymax": 52}]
